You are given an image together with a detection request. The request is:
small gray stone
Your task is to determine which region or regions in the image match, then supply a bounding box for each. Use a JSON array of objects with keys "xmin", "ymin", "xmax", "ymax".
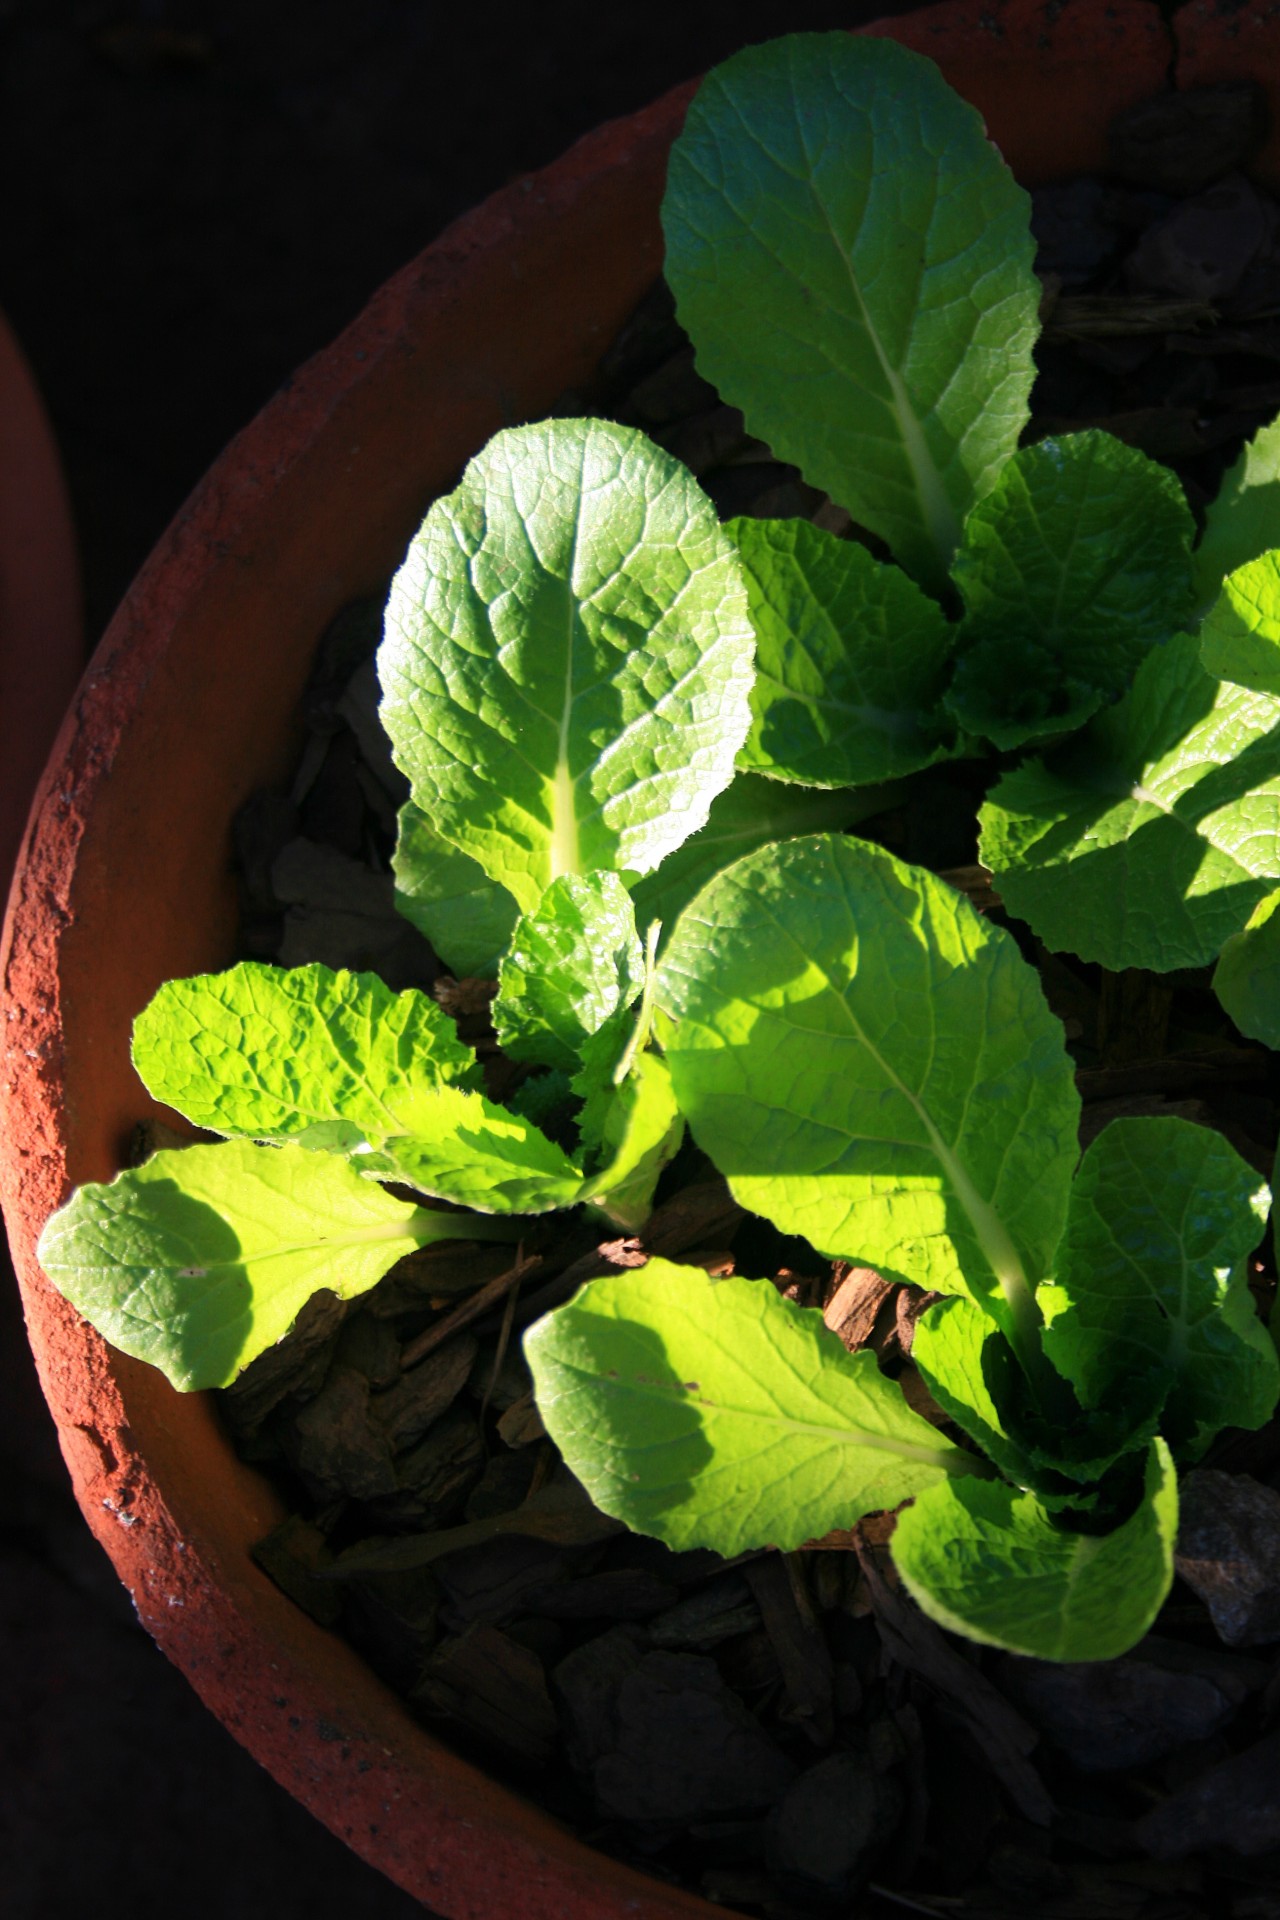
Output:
[
  {"xmin": 997, "ymin": 1634, "xmax": 1262, "ymax": 1772},
  {"xmin": 593, "ymin": 1651, "xmax": 796, "ymax": 1823},
  {"xmin": 1125, "ymin": 174, "xmax": 1276, "ymax": 304},
  {"xmin": 1031, "ymin": 178, "xmax": 1120, "ymax": 288},
  {"xmin": 1108, "ymin": 82, "xmax": 1268, "ymax": 196},
  {"xmin": 648, "ymin": 1572, "xmax": 759, "ymax": 1651},
  {"xmin": 765, "ymin": 1752, "xmax": 892, "ymax": 1896},
  {"xmin": 1176, "ymin": 1470, "xmax": 1280, "ymax": 1646},
  {"xmin": 552, "ymin": 1624, "xmax": 649, "ymax": 1773},
  {"xmin": 1137, "ymin": 1728, "xmax": 1280, "ymax": 1858}
]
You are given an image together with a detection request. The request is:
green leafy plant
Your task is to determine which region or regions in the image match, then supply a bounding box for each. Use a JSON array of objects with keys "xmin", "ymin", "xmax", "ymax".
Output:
[{"xmin": 39, "ymin": 32, "xmax": 1280, "ymax": 1662}]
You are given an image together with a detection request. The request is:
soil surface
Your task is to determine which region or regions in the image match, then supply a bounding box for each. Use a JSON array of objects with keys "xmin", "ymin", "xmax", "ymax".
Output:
[{"xmin": 0, "ymin": 5, "xmax": 924, "ymax": 1918}]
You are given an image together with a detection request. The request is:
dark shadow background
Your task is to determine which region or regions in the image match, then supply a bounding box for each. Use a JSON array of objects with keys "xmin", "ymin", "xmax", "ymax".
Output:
[{"xmin": 0, "ymin": 4, "xmax": 925, "ymax": 1916}]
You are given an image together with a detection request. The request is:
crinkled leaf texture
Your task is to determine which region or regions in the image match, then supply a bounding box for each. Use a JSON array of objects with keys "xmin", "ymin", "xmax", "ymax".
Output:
[
  {"xmin": 656, "ymin": 835, "xmax": 1079, "ymax": 1347},
  {"xmin": 133, "ymin": 960, "xmax": 583, "ymax": 1216},
  {"xmin": 393, "ymin": 800, "xmax": 518, "ymax": 980},
  {"xmin": 133, "ymin": 961, "xmax": 479, "ymax": 1149},
  {"xmin": 1214, "ymin": 886, "xmax": 1280, "ymax": 1047},
  {"xmin": 493, "ymin": 872, "xmax": 644, "ymax": 1073},
  {"xmin": 947, "ymin": 432, "xmax": 1195, "ymax": 749},
  {"xmin": 1200, "ymin": 551, "xmax": 1280, "ymax": 697},
  {"xmin": 379, "ymin": 417, "xmax": 754, "ymax": 915},
  {"xmin": 891, "ymin": 1440, "xmax": 1178, "ymax": 1662},
  {"xmin": 980, "ymin": 630, "xmax": 1280, "ymax": 970},
  {"xmin": 1038, "ymin": 1117, "xmax": 1276, "ymax": 1462},
  {"xmin": 731, "ymin": 516, "xmax": 961, "ymax": 784},
  {"xmin": 354, "ymin": 1086, "xmax": 584, "ymax": 1214},
  {"xmin": 524, "ymin": 1259, "xmax": 974, "ymax": 1556},
  {"xmin": 663, "ymin": 33, "xmax": 1039, "ymax": 594},
  {"xmin": 1194, "ymin": 416, "xmax": 1280, "ymax": 609},
  {"xmin": 37, "ymin": 1140, "xmax": 504, "ymax": 1391}
]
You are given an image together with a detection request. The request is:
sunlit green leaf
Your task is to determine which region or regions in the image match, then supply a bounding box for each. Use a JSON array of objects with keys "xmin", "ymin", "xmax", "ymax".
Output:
[
  {"xmin": 656, "ymin": 835, "xmax": 1079, "ymax": 1352},
  {"xmin": 664, "ymin": 33, "xmax": 1038, "ymax": 593},
  {"xmin": 1194, "ymin": 416, "xmax": 1280, "ymax": 609},
  {"xmin": 1038, "ymin": 1117, "xmax": 1276, "ymax": 1460},
  {"xmin": 892, "ymin": 1440, "xmax": 1178, "ymax": 1660},
  {"xmin": 579, "ymin": 1051, "xmax": 685, "ymax": 1232},
  {"xmin": 980, "ymin": 631, "xmax": 1280, "ymax": 970},
  {"xmin": 525, "ymin": 1259, "xmax": 976, "ymax": 1556},
  {"xmin": 380, "ymin": 418, "xmax": 754, "ymax": 914},
  {"xmin": 731, "ymin": 516, "xmax": 961, "ymax": 783},
  {"xmin": 132, "ymin": 961, "xmax": 479, "ymax": 1149},
  {"xmin": 947, "ymin": 432, "xmax": 1195, "ymax": 749},
  {"xmin": 493, "ymin": 872, "xmax": 644, "ymax": 1073},
  {"xmin": 38, "ymin": 1140, "xmax": 510, "ymax": 1391},
  {"xmin": 1213, "ymin": 886, "xmax": 1280, "ymax": 1047}
]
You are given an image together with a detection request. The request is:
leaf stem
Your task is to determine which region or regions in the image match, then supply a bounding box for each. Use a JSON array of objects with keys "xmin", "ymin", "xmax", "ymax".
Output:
[
  {"xmin": 612, "ymin": 919, "xmax": 663, "ymax": 1086},
  {"xmin": 408, "ymin": 1207, "xmax": 525, "ymax": 1249}
]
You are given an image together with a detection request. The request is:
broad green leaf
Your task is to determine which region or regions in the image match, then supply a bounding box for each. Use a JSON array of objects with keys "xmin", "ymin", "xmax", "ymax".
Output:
[
  {"xmin": 379, "ymin": 418, "xmax": 755, "ymax": 915},
  {"xmin": 132, "ymin": 961, "xmax": 480, "ymax": 1149},
  {"xmin": 947, "ymin": 432, "xmax": 1195, "ymax": 749},
  {"xmin": 980, "ymin": 630, "xmax": 1280, "ymax": 970},
  {"xmin": 524, "ymin": 1259, "xmax": 976, "ymax": 1556},
  {"xmin": 1038, "ymin": 1117, "xmax": 1276, "ymax": 1460},
  {"xmin": 357, "ymin": 1083, "xmax": 585, "ymax": 1215},
  {"xmin": 628, "ymin": 771, "xmax": 896, "ymax": 941},
  {"xmin": 134, "ymin": 959, "xmax": 581, "ymax": 1215},
  {"xmin": 891, "ymin": 1439, "xmax": 1178, "ymax": 1661},
  {"xmin": 393, "ymin": 800, "xmax": 518, "ymax": 979},
  {"xmin": 730, "ymin": 517, "xmax": 961, "ymax": 784},
  {"xmin": 656, "ymin": 835, "xmax": 1080, "ymax": 1353},
  {"xmin": 37, "ymin": 1140, "xmax": 511, "ymax": 1391},
  {"xmin": 1214, "ymin": 887, "xmax": 1280, "ymax": 1046},
  {"xmin": 1194, "ymin": 415, "xmax": 1280, "ymax": 608},
  {"xmin": 493, "ymin": 872, "xmax": 644, "ymax": 1073},
  {"xmin": 579, "ymin": 1051, "xmax": 685, "ymax": 1233},
  {"xmin": 663, "ymin": 33, "xmax": 1039, "ymax": 594},
  {"xmin": 1200, "ymin": 551, "xmax": 1280, "ymax": 696}
]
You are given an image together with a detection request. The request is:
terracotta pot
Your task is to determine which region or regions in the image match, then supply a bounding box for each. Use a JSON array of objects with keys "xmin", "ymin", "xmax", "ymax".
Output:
[
  {"xmin": 0, "ymin": 308, "xmax": 81, "ymax": 892},
  {"xmin": 0, "ymin": 1, "xmax": 1256, "ymax": 1912}
]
